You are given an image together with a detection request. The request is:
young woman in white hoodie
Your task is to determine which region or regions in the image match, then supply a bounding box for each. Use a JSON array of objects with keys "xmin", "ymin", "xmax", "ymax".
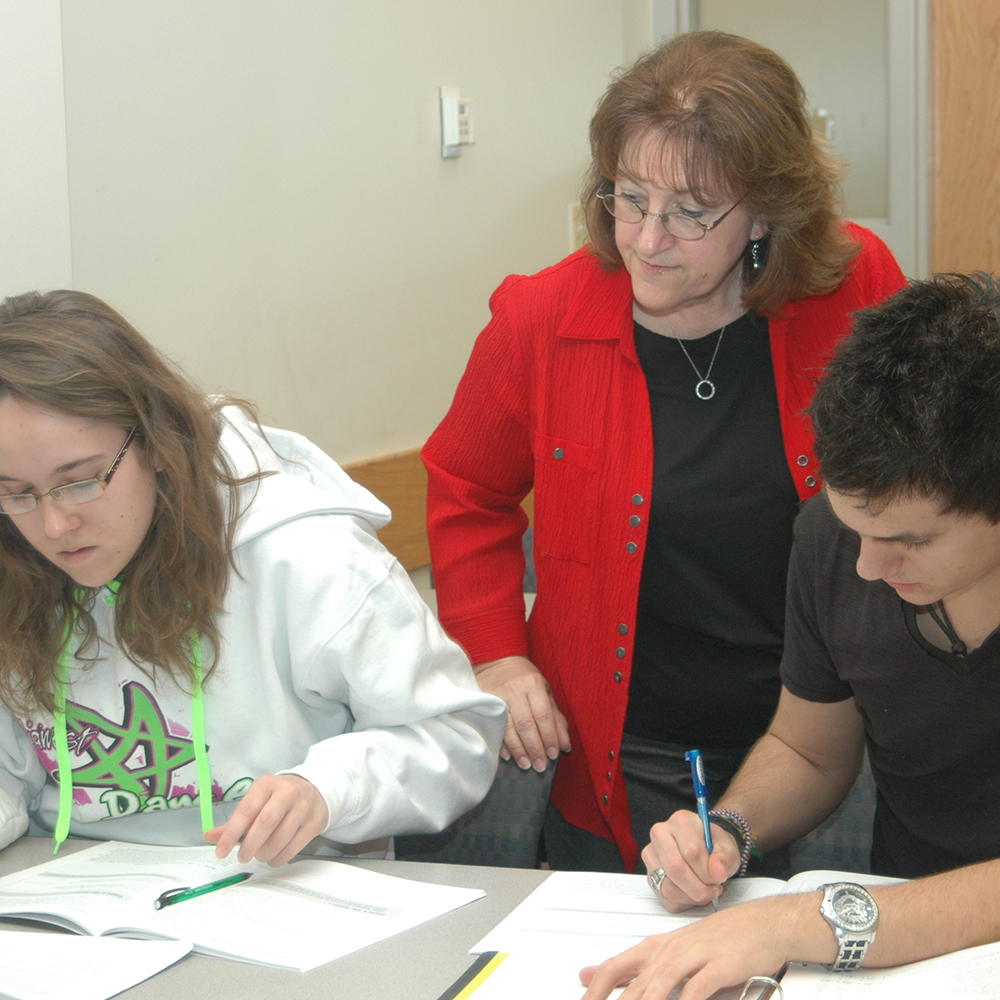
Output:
[{"xmin": 0, "ymin": 290, "xmax": 505, "ymax": 864}]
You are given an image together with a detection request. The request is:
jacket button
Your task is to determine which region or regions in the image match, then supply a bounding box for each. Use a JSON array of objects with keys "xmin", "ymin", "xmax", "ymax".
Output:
[
  {"xmin": 805, "ymin": 475, "xmax": 817, "ymax": 488},
  {"xmin": 553, "ymin": 447, "xmax": 565, "ymax": 459},
  {"xmin": 797, "ymin": 454, "xmax": 809, "ymax": 466},
  {"xmin": 615, "ymin": 647, "xmax": 626, "ymax": 658},
  {"xmin": 626, "ymin": 542, "xmax": 638, "ymax": 554},
  {"xmin": 602, "ymin": 794, "xmax": 609, "ymax": 805},
  {"xmin": 613, "ymin": 671, "xmax": 623, "ymax": 682},
  {"xmin": 618, "ymin": 623, "xmax": 628, "ymax": 635},
  {"xmin": 609, "ymin": 750, "xmax": 615, "ymax": 761},
  {"xmin": 632, "ymin": 494, "xmax": 643, "ymax": 505},
  {"xmin": 606, "ymin": 771, "xmax": 612, "ymax": 781},
  {"xmin": 629, "ymin": 514, "xmax": 641, "ymax": 527}
]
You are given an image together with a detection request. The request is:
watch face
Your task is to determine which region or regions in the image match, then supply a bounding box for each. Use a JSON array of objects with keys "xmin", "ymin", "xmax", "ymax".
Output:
[{"xmin": 831, "ymin": 887, "xmax": 877, "ymax": 930}]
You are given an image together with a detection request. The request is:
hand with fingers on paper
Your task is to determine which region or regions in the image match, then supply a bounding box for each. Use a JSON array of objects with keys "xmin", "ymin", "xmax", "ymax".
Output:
[
  {"xmin": 204, "ymin": 773, "xmax": 329, "ymax": 867},
  {"xmin": 578, "ymin": 890, "xmax": 828, "ymax": 1000}
]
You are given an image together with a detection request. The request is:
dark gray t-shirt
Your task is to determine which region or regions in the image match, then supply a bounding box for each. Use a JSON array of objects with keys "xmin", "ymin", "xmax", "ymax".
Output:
[{"xmin": 781, "ymin": 492, "xmax": 1000, "ymax": 878}]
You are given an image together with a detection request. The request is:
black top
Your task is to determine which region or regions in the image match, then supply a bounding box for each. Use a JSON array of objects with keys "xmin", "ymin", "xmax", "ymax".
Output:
[
  {"xmin": 782, "ymin": 493, "xmax": 1000, "ymax": 878},
  {"xmin": 625, "ymin": 312, "xmax": 800, "ymax": 747}
]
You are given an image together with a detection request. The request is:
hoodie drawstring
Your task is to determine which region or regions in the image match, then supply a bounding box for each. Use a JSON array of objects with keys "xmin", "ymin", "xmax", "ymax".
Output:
[{"xmin": 52, "ymin": 584, "xmax": 214, "ymax": 853}]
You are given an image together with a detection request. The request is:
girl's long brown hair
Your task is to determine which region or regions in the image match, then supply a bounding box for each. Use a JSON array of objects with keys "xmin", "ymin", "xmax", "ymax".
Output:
[{"xmin": 0, "ymin": 290, "xmax": 261, "ymax": 714}]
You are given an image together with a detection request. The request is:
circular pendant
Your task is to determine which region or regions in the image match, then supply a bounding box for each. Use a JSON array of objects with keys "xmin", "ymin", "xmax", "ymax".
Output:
[{"xmin": 695, "ymin": 379, "xmax": 716, "ymax": 400}]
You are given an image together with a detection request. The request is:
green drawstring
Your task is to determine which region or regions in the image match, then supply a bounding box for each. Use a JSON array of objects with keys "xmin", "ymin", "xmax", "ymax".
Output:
[
  {"xmin": 52, "ymin": 609, "xmax": 76, "ymax": 855},
  {"xmin": 51, "ymin": 584, "xmax": 214, "ymax": 853},
  {"xmin": 189, "ymin": 633, "xmax": 215, "ymax": 835}
]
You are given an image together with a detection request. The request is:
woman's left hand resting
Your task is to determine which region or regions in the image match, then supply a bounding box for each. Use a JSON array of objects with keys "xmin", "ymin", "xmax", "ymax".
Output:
[
  {"xmin": 578, "ymin": 892, "xmax": 828, "ymax": 1000},
  {"xmin": 204, "ymin": 773, "xmax": 329, "ymax": 867}
]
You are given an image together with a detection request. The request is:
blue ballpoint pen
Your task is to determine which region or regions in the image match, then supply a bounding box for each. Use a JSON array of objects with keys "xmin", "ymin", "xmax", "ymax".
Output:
[{"xmin": 685, "ymin": 749, "xmax": 719, "ymax": 910}]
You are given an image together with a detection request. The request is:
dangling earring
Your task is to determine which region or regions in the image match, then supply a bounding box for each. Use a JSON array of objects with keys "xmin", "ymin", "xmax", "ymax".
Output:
[{"xmin": 750, "ymin": 240, "xmax": 763, "ymax": 271}]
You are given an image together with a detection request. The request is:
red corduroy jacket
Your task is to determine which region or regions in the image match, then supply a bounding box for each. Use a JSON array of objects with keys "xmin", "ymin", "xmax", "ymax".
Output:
[{"xmin": 424, "ymin": 227, "xmax": 906, "ymax": 870}]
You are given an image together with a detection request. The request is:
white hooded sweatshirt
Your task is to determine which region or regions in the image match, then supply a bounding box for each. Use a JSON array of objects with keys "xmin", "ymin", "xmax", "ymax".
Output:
[{"xmin": 0, "ymin": 407, "xmax": 506, "ymax": 855}]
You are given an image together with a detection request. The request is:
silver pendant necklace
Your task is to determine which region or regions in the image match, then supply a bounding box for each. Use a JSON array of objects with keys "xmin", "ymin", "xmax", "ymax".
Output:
[{"xmin": 676, "ymin": 324, "xmax": 726, "ymax": 400}]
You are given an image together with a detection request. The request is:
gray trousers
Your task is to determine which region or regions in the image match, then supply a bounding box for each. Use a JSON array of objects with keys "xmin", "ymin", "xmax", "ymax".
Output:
[{"xmin": 544, "ymin": 732, "xmax": 790, "ymax": 878}]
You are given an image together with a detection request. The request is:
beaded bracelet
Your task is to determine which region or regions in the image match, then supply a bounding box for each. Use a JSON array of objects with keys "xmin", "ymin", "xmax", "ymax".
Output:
[{"xmin": 707, "ymin": 808, "xmax": 754, "ymax": 877}]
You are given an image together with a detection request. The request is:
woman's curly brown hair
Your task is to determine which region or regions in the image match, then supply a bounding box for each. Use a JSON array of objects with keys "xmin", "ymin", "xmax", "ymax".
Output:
[
  {"xmin": 0, "ymin": 290, "xmax": 262, "ymax": 713},
  {"xmin": 582, "ymin": 30, "xmax": 859, "ymax": 316}
]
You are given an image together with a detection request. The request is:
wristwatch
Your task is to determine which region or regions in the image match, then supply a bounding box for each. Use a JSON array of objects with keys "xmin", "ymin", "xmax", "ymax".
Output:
[{"xmin": 819, "ymin": 882, "xmax": 879, "ymax": 971}]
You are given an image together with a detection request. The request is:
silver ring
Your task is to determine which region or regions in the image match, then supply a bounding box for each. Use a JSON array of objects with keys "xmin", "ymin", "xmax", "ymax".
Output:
[{"xmin": 648, "ymin": 867, "xmax": 666, "ymax": 894}]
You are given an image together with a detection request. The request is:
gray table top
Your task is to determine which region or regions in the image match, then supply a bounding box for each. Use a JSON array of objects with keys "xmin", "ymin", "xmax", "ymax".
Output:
[{"xmin": 0, "ymin": 837, "xmax": 550, "ymax": 1000}]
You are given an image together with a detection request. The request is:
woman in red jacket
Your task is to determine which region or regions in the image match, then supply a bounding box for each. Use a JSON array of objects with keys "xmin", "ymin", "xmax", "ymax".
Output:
[{"xmin": 423, "ymin": 31, "xmax": 906, "ymax": 874}]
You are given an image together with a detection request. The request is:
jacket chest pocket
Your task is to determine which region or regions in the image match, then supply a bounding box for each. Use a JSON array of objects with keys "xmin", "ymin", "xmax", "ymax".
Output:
[{"xmin": 532, "ymin": 432, "xmax": 599, "ymax": 565}]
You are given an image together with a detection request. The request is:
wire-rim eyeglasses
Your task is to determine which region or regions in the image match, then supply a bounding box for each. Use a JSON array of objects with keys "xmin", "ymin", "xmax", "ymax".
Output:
[
  {"xmin": 0, "ymin": 426, "xmax": 138, "ymax": 516},
  {"xmin": 597, "ymin": 190, "xmax": 744, "ymax": 241}
]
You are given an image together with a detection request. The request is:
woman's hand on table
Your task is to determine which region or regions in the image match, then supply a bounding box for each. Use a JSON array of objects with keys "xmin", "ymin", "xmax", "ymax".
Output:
[
  {"xmin": 642, "ymin": 810, "xmax": 741, "ymax": 912},
  {"xmin": 473, "ymin": 655, "xmax": 571, "ymax": 771},
  {"xmin": 205, "ymin": 773, "xmax": 329, "ymax": 867}
]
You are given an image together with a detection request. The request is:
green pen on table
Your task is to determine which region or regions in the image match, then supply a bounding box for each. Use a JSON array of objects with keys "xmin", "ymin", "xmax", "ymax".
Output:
[{"xmin": 153, "ymin": 871, "xmax": 252, "ymax": 910}]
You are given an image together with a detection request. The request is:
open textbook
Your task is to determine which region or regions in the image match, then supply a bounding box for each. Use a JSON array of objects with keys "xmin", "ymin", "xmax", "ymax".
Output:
[
  {"xmin": 464, "ymin": 869, "xmax": 916, "ymax": 999},
  {"xmin": 472, "ymin": 867, "xmax": 903, "ymax": 958},
  {"xmin": 0, "ymin": 840, "xmax": 483, "ymax": 972},
  {"xmin": 466, "ymin": 868, "xmax": 1000, "ymax": 998}
]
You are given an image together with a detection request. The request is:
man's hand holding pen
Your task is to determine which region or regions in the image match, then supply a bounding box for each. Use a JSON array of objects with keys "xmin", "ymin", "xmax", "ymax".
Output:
[{"xmin": 642, "ymin": 810, "xmax": 743, "ymax": 913}]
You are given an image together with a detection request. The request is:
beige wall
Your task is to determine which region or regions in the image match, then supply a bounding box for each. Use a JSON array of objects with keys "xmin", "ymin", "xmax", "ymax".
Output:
[
  {"xmin": 13, "ymin": 4, "xmax": 984, "ymax": 469},
  {"xmin": 0, "ymin": 0, "xmax": 72, "ymax": 292},
  {"xmin": 44, "ymin": 2, "xmax": 623, "ymax": 464}
]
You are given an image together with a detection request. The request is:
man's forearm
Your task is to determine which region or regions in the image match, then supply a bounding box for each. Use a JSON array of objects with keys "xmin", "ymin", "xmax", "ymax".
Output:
[
  {"xmin": 715, "ymin": 691, "xmax": 866, "ymax": 853},
  {"xmin": 763, "ymin": 859, "xmax": 1000, "ymax": 971},
  {"xmin": 716, "ymin": 732, "xmax": 859, "ymax": 852},
  {"xmin": 865, "ymin": 859, "xmax": 1000, "ymax": 966}
]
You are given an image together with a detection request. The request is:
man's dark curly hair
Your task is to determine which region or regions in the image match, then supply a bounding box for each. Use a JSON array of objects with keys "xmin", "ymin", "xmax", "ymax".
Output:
[{"xmin": 810, "ymin": 272, "xmax": 1000, "ymax": 520}]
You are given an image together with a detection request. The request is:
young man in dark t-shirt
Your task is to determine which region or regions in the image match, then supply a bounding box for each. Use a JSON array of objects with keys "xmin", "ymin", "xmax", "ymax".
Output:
[{"xmin": 580, "ymin": 272, "xmax": 1000, "ymax": 999}]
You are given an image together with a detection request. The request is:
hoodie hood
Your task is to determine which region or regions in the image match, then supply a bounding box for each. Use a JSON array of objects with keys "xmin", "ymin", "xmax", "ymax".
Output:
[{"xmin": 217, "ymin": 406, "xmax": 391, "ymax": 550}]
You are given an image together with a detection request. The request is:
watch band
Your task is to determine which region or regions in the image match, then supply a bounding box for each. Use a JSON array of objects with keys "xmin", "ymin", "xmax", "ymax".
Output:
[{"xmin": 819, "ymin": 882, "xmax": 879, "ymax": 972}]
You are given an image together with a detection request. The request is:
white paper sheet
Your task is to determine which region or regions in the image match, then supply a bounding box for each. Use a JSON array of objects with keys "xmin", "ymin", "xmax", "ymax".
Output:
[
  {"xmin": 779, "ymin": 940, "xmax": 1000, "ymax": 998},
  {"xmin": 471, "ymin": 870, "xmax": 788, "ymax": 956},
  {"xmin": 462, "ymin": 950, "xmax": 755, "ymax": 1000},
  {"xmin": 0, "ymin": 931, "xmax": 191, "ymax": 1000}
]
